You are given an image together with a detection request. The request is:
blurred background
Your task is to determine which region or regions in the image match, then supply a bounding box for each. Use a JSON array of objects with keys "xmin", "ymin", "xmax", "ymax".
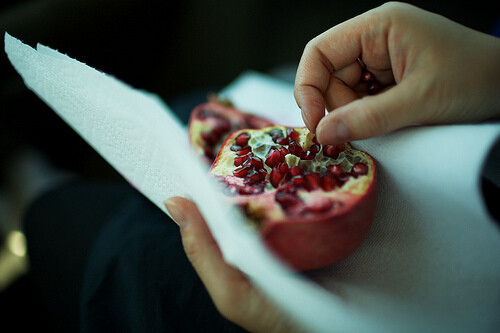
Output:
[{"xmin": 0, "ymin": 0, "xmax": 498, "ymax": 331}]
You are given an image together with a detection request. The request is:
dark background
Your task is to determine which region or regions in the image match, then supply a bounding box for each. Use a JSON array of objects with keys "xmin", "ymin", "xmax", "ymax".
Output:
[
  {"xmin": 0, "ymin": 1, "xmax": 498, "ymax": 332},
  {"xmin": 1, "ymin": 0, "xmax": 498, "ymax": 179}
]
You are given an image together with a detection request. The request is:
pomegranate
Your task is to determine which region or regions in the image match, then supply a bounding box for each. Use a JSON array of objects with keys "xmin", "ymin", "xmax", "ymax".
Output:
[
  {"xmin": 188, "ymin": 99, "xmax": 274, "ymax": 163},
  {"xmin": 210, "ymin": 126, "xmax": 377, "ymax": 271}
]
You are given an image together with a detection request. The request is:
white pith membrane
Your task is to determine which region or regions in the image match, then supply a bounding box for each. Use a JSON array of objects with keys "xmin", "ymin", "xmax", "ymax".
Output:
[{"xmin": 211, "ymin": 126, "xmax": 375, "ymax": 225}]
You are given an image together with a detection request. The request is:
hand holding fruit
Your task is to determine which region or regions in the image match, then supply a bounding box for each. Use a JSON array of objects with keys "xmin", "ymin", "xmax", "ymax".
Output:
[
  {"xmin": 294, "ymin": 2, "xmax": 500, "ymax": 144},
  {"xmin": 164, "ymin": 198, "xmax": 303, "ymax": 333}
]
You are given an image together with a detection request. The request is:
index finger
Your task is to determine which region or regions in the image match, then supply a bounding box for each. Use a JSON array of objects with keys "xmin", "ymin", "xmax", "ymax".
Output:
[{"xmin": 294, "ymin": 5, "xmax": 390, "ymax": 132}]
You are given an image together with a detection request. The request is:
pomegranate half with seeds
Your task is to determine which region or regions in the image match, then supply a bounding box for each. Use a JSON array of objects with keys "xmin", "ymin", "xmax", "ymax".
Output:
[
  {"xmin": 189, "ymin": 100, "xmax": 274, "ymax": 163},
  {"xmin": 211, "ymin": 126, "xmax": 377, "ymax": 271}
]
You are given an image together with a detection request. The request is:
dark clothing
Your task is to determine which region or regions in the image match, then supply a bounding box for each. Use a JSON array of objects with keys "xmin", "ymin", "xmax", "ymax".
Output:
[{"xmin": 24, "ymin": 180, "xmax": 245, "ymax": 333}]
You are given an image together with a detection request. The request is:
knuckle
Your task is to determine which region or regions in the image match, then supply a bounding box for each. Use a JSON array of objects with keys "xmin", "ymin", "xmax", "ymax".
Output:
[
  {"xmin": 378, "ymin": 2, "xmax": 417, "ymax": 25},
  {"xmin": 379, "ymin": 1, "xmax": 408, "ymax": 13},
  {"xmin": 303, "ymin": 36, "xmax": 319, "ymax": 53},
  {"xmin": 301, "ymin": 37, "xmax": 328, "ymax": 70}
]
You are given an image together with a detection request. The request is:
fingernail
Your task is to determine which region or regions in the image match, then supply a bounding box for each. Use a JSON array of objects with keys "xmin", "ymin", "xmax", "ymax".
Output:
[
  {"xmin": 165, "ymin": 199, "xmax": 187, "ymax": 229},
  {"xmin": 317, "ymin": 119, "xmax": 350, "ymax": 144}
]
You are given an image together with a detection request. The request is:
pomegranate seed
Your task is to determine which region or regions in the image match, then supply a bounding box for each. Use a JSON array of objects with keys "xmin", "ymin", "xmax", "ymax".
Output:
[
  {"xmin": 278, "ymin": 182, "xmax": 295, "ymax": 193},
  {"xmin": 328, "ymin": 164, "xmax": 343, "ymax": 177},
  {"xmin": 352, "ymin": 163, "xmax": 368, "ymax": 176},
  {"xmin": 244, "ymin": 169, "xmax": 264, "ymax": 185},
  {"xmin": 238, "ymin": 185, "xmax": 263, "ymax": 195},
  {"xmin": 237, "ymin": 146, "xmax": 252, "ymax": 155},
  {"xmin": 323, "ymin": 144, "xmax": 344, "ymax": 159},
  {"xmin": 234, "ymin": 152, "xmax": 253, "ymax": 167},
  {"xmin": 233, "ymin": 165, "xmax": 251, "ymax": 178},
  {"xmin": 278, "ymin": 146, "xmax": 289, "ymax": 156},
  {"xmin": 291, "ymin": 175, "xmax": 304, "ymax": 187},
  {"xmin": 269, "ymin": 128, "xmax": 283, "ymax": 137},
  {"xmin": 242, "ymin": 156, "xmax": 264, "ymax": 169},
  {"xmin": 368, "ymin": 81, "xmax": 381, "ymax": 95},
  {"xmin": 303, "ymin": 172, "xmax": 320, "ymax": 191},
  {"xmin": 265, "ymin": 148, "xmax": 285, "ymax": 168},
  {"xmin": 201, "ymin": 131, "xmax": 219, "ymax": 145},
  {"xmin": 235, "ymin": 132, "xmax": 250, "ymax": 146},
  {"xmin": 277, "ymin": 162, "xmax": 289, "ymax": 175},
  {"xmin": 320, "ymin": 174, "xmax": 339, "ymax": 191},
  {"xmin": 300, "ymin": 150, "xmax": 316, "ymax": 160},
  {"xmin": 361, "ymin": 71, "xmax": 375, "ymax": 82},
  {"xmin": 312, "ymin": 136, "xmax": 319, "ymax": 144},
  {"xmin": 309, "ymin": 144, "xmax": 320, "ymax": 154},
  {"xmin": 257, "ymin": 168, "xmax": 268, "ymax": 178},
  {"xmin": 289, "ymin": 166, "xmax": 303, "ymax": 177},
  {"xmin": 250, "ymin": 156, "xmax": 264, "ymax": 169},
  {"xmin": 286, "ymin": 128, "xmax": 299, "ymax": 142},
  {"xmin": 269, "ymin": 128, "xmax": 284, "ymax": 143},
  {"xmin": 288, "ymin": 141, "xmax": 303, "ymax": 157},
  {"xmin": 234, "ymin": 156, "xmax": 244, "ymax": 167},
  {"xmin": 277, "ymin": 137, "xmax": 289, "ymax": 145},
  {"xmin": 270, "ymin": 168, "xmax": 283, "ymax": 188},
  {"xmin": 279, "ymin": 162, "xmax": 292, "ymax": 182}
]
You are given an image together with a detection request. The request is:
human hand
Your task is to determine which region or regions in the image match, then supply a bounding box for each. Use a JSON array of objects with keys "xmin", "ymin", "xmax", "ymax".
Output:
[
  {"xmin": 164, "ymin": 197, "xmax": 303, "ymax": 333},
  {"xmin": 294, "ymin": 2, "xmax": 500, "ymax": 144}
]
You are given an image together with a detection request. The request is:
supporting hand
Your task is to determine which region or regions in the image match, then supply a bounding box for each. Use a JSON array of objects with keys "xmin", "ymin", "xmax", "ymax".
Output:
[{"xmin": 165, "ymin": 197, "xmax": 303, "ymax": 333}]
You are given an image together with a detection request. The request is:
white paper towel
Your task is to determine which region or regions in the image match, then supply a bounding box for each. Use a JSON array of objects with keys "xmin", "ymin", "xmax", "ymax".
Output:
[{"xmin": 5, "ymin": 33, "xmax": 500, "ymax": 332}]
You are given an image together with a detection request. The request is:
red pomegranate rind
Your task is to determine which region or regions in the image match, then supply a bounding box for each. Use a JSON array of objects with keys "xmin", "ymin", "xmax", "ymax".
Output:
[
  {"xmin": 188, "ymin": 101, "xmax": 274, "ymax": 164},
  {"xmin": 261, "ymin": 166, "xmax": 376, "ymax": 271},
  {"xmin": 210, "ymin": 125, "xmax": 377, "ymax": 271}
]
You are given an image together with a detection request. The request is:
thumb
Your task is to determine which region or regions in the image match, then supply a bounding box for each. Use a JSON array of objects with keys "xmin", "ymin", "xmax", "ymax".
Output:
[
  {"xmin": 164, "ymin": 197, "xmax": 304, "ymax": 333},
  {"xmin": 164, "ymin": 197, "xmax": 244, "ymax": 307},
  {"xmin": 164, "ymin": 197, "xmax": 226, "ymax": 276},
  {"xmin": 315, "ymin": 79, "xmax": 423, "ymax": 144}
]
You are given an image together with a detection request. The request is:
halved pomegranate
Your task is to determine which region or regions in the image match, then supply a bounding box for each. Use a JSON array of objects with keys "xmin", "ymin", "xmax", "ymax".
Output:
[
  {"xmin": 188, "ymin": 99, "xmax": 274, "ymax": 163},
  {"xmin": 210, "ymin": 126, "xmax": 377, "ymax": 271}
]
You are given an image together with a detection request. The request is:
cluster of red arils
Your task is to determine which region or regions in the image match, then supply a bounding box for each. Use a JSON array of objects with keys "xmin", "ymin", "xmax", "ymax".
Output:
[
  {"xmin": 361, "ymin": 69, "xmax": 383, "ymax": 95},
  {"xmin": 198, "ymin": 109, "xmax": 232, "ymax": 160},
  {"xmin": 213, "ymin": 126, "xmax": 373, "ymax": 217},
  {"xmin": 207, "ymin": 125, "xmax": 377, "ymax": 270},
  {"xmin": 189, "ymin": 101, "xmax": 274, "ymax": 163},
  {"xmin": 358, "ymin": 58, "xmax": 384, "ymax": 95}
]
